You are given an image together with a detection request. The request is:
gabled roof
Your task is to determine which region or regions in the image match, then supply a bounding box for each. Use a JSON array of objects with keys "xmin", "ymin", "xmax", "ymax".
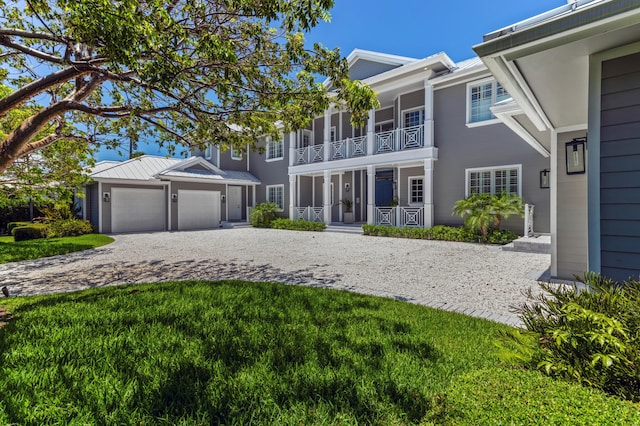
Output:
[
  {"xmin": 346, "ymin": 49, "xmax": 418, "ymax": 68},
  {"xmin": 89, "ymin": 155, "xmax": 260, "ymax": 185},
  {"xmin": 90, "ymin": 156, "xmax": 182, "ymax": 180}
]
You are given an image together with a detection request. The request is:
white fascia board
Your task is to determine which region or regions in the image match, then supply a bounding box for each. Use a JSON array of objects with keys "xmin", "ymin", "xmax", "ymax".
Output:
[
  {"xmin": 92, "ymin": 178, "xmax": 169, "ymax": 186},
  {"xmin": 159, "ymin": 175, "xmax": 260, "ymax": 186},
  {"xmin": 288, "ymin": 148, "xmax": 439, "ymax": 175},
  {"xmin": 430, "ymin": 66, "xmax": 490, "ymax": 90},
  {"xmin": 346, "ymin": 49, "xmax": 419, "ymax": 67},
  {"xmin": 491, "ymin": 102, "xmax": 551, "ymax": 158},
  {"xmin": 362, "ymin": 53, "xmax": 455, "ymax": 87},
  {"xmin": 480, "ymin": 55, "xmax": 551, "ymax": 132},
  {"xmin": 160, "ymin": 156, "xmax": 223, "ymax": 175}
]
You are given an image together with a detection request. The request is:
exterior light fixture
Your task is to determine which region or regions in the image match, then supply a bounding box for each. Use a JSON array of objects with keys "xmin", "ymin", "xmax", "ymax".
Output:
[
  {"xmin": 566, "ymin": 137, "xmax": 586, "ymax": 175},
  {"xmin": 540, "ymin": 169, "xmax": 550, "ymax": 189},
  {"xmin": 102, "ymin": 192, "xmax": 110, "ymax": 202},
  {"xmin": 221, "ymin": 194, "xmax": 226, "ymax": 203},
  {"xmin": 171, "ymin": 193, "xmax": 178, "ymax": 202}
]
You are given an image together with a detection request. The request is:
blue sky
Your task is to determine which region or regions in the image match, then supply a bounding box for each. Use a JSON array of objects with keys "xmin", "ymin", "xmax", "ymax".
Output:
[{"xmin": 96, "ymin": 0, "xmax": 565, "ymax": 161}]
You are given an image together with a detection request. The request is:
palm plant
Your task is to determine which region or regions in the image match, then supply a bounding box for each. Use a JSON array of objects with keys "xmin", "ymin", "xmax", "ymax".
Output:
[{"xmin": 452, "ymin": 193, "xmax": 524, "ymax": 240}]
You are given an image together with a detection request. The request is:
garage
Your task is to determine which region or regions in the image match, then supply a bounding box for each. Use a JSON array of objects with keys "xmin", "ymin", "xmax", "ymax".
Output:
[
  {"xmin": 177, "ymin": 189, "xmax": 220, "ymax": 230},
  {"xmin": 111, "ymin": 187, "xmax": 166, "ymax": 233}
]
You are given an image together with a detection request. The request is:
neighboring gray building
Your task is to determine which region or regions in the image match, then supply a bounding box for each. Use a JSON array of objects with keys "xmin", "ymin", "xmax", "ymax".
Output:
[{"xmin": 474, "ymin": 0, "xmax": 640, "ymax": 282}]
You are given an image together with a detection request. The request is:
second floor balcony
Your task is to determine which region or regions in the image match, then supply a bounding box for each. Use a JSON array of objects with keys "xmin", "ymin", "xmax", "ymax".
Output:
[{"xmin": 294, "ymin": 124, "xmax": 427, "ymax": 165}]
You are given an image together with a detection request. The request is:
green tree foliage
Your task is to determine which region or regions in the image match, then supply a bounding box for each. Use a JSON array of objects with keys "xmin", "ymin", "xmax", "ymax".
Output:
[
  {"xmin": 0, "ymin": 84, "xmax": 94, "ymax": 208},
  {"xmin": 452, "ymin": 193, "xmax": 524, "ymax": 240},
  {"xmin": 0, "ymin": 0, "xmax": 379, "ymax": 172}
]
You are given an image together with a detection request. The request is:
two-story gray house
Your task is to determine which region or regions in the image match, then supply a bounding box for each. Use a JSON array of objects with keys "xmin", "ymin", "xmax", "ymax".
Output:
[{"xmin": 84, "ymin": 48, "xmax": 551, "ymax": 238}]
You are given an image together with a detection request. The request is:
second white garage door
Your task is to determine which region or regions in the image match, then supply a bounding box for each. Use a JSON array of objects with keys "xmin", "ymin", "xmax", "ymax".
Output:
[
  {"xmin": 178, "ymin": 190, "xmax": 221, "ymax": 230},
  {"xmin": 111, "ymin": 187, "xmax": 166, "ymax": 233}
]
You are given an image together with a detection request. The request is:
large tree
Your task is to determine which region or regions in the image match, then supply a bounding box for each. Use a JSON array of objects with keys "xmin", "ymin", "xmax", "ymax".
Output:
[{"xmin": 0, "ymin": 0, "xmax": 378, "ymax": 173}]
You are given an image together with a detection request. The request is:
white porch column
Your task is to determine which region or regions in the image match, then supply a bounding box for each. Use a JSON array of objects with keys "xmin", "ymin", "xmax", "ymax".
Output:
[
  {"xmin": 338, "ymin": 173, "xmax": 343, "ymax": 222},
  {"xmin": 323, "ymin": 169, "xmax": 332, "ymax": 224},
  {"xmin": 289, "ymin": 174, "xmax": 296, "ymax": 219},
  {"xmin": 366, "ymin": 109, "xmax": 375, "ymax": 156},
  {"xmin": 423, "ymin": 159, "xmax": 434, "ymax": 228},
  {"xmin": 324, "ymin": 109, "xmax": 331, "ymax": 162},
  {"xmin": 424, "ymin": 80, "xmax": 434, "ymax": 148},
  {"xmin": 367, "ymin": 165, "xmax": 375, "ymax": 224},
  {"xmin": 288, "ymin": 131, "xmax": 296, "ymax": 166}
]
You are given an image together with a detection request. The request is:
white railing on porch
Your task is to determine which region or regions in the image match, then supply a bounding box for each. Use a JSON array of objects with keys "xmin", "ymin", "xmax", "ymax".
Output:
[
  {"xmin": 330, "ymin": 135, "xmax": 367, "ymax": 161},
  {"xmin": 295, "ymin": 125, "xmax": 425, "ymax": 165},
  {"xmin": 524, "ymin": 204, "xmax": 535, "ymax": 237},
  {"xmin": 294, "ymin": 206, "xmax": 325, "ymax": 223},
  {"xmin": 295, "ymin": 145, "xmax": 324, "ymax": 165},
  {"xmin": 375, "ymin": 207, "xmax": 424, "ymax": 228},
  {"xmin": 375, "ymin": 124, "xmax": 424, "ymax": 154}
]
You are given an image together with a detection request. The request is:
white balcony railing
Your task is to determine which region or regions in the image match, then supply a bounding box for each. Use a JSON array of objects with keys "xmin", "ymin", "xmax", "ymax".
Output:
[
  {"xmin": 294, "ymin": 206, "xmax": 325, "ymax": 223},
  {"xmin": 375, "ymin": 124, "xmax": 424, "ymax": 154},
  {"xmin": 375, "ymin": 207, "xmax": 424, "ymax": 228},
  {"xmin": 295, "ymin": 125, "xmax": 425, "ymax": 165},
  {"xmin": 330, "ymin": 135, "xmax": 367, "ymax": 161},
  {"xmin": 295, "ymin": 145, "xmax": 324, "ymax": 165}
]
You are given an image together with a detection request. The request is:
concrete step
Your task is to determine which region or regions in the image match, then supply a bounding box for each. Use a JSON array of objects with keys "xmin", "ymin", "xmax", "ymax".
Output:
[{"xmin": 503, "ymin": 235, "xmax": 551, "ymax": 254}]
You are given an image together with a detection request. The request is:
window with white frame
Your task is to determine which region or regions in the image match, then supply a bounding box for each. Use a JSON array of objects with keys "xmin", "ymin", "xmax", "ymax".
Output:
[
  {"xmin": 204, "ymin": 145, "xmax": 212, "ymax": 160},
  {"xmin": 330, "ymin": 126, "xmax": 337, "ymax": 142},
  {"xmin": 375, "ymin": 121, "xmax": 394, "ymax": 133},
  {"xmin": 266, "ymin": 138, "xmax": 284, "ymax": 161},
  {"xmin": 404, "ymin": 109, "xmax": 424, "ymax": 128},
  {"xmin": 408, "ymin": 176, "xmax": 424, "ymax": 204},
  {"xmin": 301, "ymin": 129, "xmax": 312, "ymax": 148},
  {"xmin": 231, "ymin": 146, "xmax": 242, "ymax": 160},
  {"xmin": 467, "ymin": 79, "xmax": 510, "ymax": 124},
  {"xmin": 466, "ymin": 165, "xmax": 521, "ymax": 197},
  {"xmin": 266, "ymin": 185, "xmax": 284, "ymax": 210}
]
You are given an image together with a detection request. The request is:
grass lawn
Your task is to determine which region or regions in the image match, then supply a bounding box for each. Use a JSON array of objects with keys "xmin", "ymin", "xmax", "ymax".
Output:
[
  {"xmin": 0, "ymin": 280, "xmax": 638, "ymax": 425},
  {"xmin": 0, "ymin": 234, "xmax": 114, "ymax": 263}
]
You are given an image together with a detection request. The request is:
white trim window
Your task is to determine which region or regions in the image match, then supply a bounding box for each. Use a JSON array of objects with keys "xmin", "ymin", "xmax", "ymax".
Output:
[
  {"xmin": 330, "ymin": 126, "xmax": 337, "ymax": 142},
  {"xmin": 231, "ymin": 146, "xmax": 242, "ymax": 160},
  {"xmin": 403, "ymin": 108, "xmax": 424, "ymax": 128},
  {"xmin": 374, "ymin": 120, "xmax": 394, "ymax": 133},
  {"xmin": 266, "ymin": 138, "xmax": 284, "ymax": 161},
  {"xmin": 408, "ymin": 176, "xmax": 424, "ymax": 204},
  {"xmin": 466, "ymin": 165, "xmax": 521, "ymax": 197},
  {"xmin": 301, "ymin": 129, "xmax": 313, "ymax": 148},
  {"xmin": 204, "ymin": 145, "xmax": 212, "ymax": 160},
  {"xmin": 466, "ymin": 78, "xmax": 510, "ymax": 126},
  {"xmin": 266, "ymin": 184, "xmax": 284, "ymax": 210}
]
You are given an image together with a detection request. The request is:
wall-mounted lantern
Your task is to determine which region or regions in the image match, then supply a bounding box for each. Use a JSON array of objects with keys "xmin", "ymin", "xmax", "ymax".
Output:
[
  {"xmin": 221, "ymin": 194, "xmax": 226, "ymax": 203},
  {"xmin": 344, "ymin": 182, "xmax": 351, "ymax": 192},
  {"xmin": 103, "ymin": 192, "xmax": 110, "ymax": 202},
  {"xmin": 171, "ymin": 193, "xmax": 178, "ymax": 203},
  {"xmin": 566, "ymin": 137, "xmax": 586, "ymax": 175},
  {"xmin": 540, "ymin": 169, "xmax": 550, "ymax": 189}
]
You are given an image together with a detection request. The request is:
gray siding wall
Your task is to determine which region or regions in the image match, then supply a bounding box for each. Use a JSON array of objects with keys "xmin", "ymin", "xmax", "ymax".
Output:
[
  {"xmin": 250, "ymin": 136, "xmax": 290, "ymax": 214},
  {"xmin": 349, "ymin": 60, "xmax": 399, "ymax": 81},
  {"xmin": 556, "ymin": 130, "xmax": 588, "ymax": 279},
  {"xmin": 600, "ymin": 52, "xmax": 640, "ymax": 281},
  {"xmin": 433, "ymin": 83, "xmax": 551, "ymax": 233},
  {"xmin": 219, "ymin": 147, "xmax": 248, "ymax": 171},
  {"xmin": 88, "ymin": 184, "xmax": 99, "ymax": 228}
]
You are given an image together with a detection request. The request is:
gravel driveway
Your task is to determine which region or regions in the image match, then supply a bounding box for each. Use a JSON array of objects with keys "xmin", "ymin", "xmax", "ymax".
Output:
[{"xmin": 0, "ymin": 228, "xmax": 550, "ymax": 326}]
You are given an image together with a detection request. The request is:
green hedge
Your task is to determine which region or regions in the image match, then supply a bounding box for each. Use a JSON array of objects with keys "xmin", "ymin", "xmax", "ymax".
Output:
[
  {"xmin": 12, "ymin": 224, "xmax": 48, "ymax": 242},
  {"xmin": 270, "ymin": 218, "xmax": 326, "ymax": 232},
  {"xmin": 250, "ymin": 202, "xmax": 279, "ymax": 228},
  {"xmin": 7, "ymin": 221, "xmax": 31, "ymax": 234},
  {"xmin": 362, "ymin": 224, "xmax": 519, "ymax": 244},
  {"xmin": 46, "ymin": 219, "xmax": 95, "ymax": 238}
]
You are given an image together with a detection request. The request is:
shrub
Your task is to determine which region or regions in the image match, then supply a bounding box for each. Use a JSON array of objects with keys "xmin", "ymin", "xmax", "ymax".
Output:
[
  {"xmin": 452, "ymin": 193, "xmax": 524, "ymax": 240},
  {"xmin": 486, "ymin": 229, "xmax": 519, "ymax": 244},
  {"xmin": 12, "ymin": 224, "xmax": 48, "ymax": 241},
  {"xmin": 7, "ymin": 221, "xmax": 31, "ymax": 234},
  {"xmin": 361, "ymin": 224, "xmax": 516, "ymax": 244},
  {"xmin": 498, "ymin": 273, "xmax": 640, "ymax": 401},
  {"xmin": 46, "ymin": 219, "xmax": 95, "ymax": 238},
  {"xmin": 250, "ymin": 202, "xmax": 279, "ymax": 228},
  {"xmin": 270, "ymin": 218, "xmax": 325, "ymax": 232}
]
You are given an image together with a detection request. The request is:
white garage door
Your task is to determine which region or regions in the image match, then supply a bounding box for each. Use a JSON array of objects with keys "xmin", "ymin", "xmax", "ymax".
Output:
[
  {"xmin": 111, "ymin": 187, "xmax": 166, "ymax": 233},
  {"xmin": 178, "ymin": 190, "xmax": 220, "ymax": 230}
]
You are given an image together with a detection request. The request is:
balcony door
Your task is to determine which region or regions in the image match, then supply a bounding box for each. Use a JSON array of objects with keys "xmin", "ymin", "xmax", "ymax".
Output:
[{"xmin": 375, "ymin": 170, "xmax": 394, "ymax": 206}]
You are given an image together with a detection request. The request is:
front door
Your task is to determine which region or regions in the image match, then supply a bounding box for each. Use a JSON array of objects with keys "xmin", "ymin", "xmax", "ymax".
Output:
[
  {"xmin": 228, "ymin": 186, "xmax": 242, "ymax": 221},
  {"xmin": 375, "ymin": 170, "xmax": 394, "ymax": 206}
]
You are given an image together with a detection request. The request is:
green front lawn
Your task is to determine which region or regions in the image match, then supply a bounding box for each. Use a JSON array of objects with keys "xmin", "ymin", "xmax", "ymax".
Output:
[
  {"xmin": 0, "ymin": 234, "xmax": 114, "ymax": 263},
  {"xmin": 0, "ymin": 280, "xmax": 637, "ymax": 425}
]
